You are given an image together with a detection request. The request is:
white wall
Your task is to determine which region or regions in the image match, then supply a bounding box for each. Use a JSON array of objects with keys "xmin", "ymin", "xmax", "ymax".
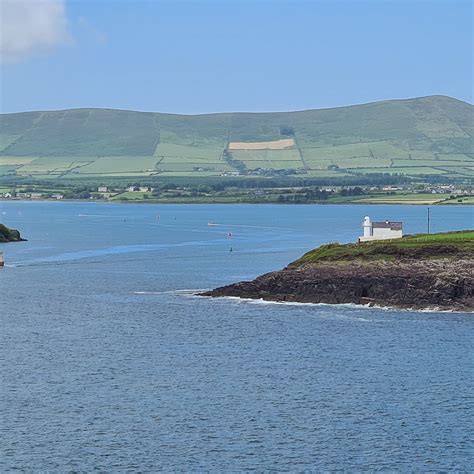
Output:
[
  {"xmin": 373, "ymin": 228, "xmax": 402, "ymax": 239},
  {"xmin": 359, "ymin": 228, "xmax": 402, "ymax": 242}
]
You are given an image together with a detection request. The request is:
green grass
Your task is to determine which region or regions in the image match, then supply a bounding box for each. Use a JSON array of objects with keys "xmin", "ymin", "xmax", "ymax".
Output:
[
  {"xmin": 435, "ymin": 153, "xmax": 473, "ymax": 161},
  {"xmin": 0, "ymin": 136, "xmax": 21, "ymax": 152},
  {"xmin": 74, "ymin": 156, "xmax": 159, "ymax": 174},
  {"xmin": 292, "ymin": 230, "xmax": 474, "ymax": 266},
  {"xmin": 301, "ymin": 143, "xmax": 372, "ymax": 160},
  {"xmin": 109, "ymin": 191, "xmax": 150, "ymax": 201},
  {"xmin": 352, "ymin": 167, "xmax": 449, "ymax": 176},
  {"xmin": 0, "ymin": 156, "xmax": 36, "ymax": 165},
  {"xmin": 158, "ymin": 159, "xmax": 232, "ymax": 172},
  {"xmin": 230, "ymin": 149, "xmax": 303, "ymax": 170},
  {"xmin": 333, "ymin": 158, "xmax": 393, "ymax": 169},
  {"xmin": 353, "ymin": 193, "xmax": 445, "ymax": 203},
  {"xmin": 0, "ymin": 165, "xmax": 21, "ymax": 175},
  {"xmin": 154, "ymin": 143, "xmax": 223, "ymax": 160},
  {"xmin": 440, "ymin": 195, "xmax": 474, "ymax": 204}
]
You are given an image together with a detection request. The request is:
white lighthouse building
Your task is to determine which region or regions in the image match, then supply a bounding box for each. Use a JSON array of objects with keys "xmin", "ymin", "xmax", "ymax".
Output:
[{"xmin": 359, "ymin": 216, "xmax": 403, "ymax": 242}]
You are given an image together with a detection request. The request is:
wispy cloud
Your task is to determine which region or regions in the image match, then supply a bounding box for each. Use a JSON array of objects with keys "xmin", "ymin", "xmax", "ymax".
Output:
[{"xmin": 0, "ymin": 0, "xmax": 71, "ymax": 63}]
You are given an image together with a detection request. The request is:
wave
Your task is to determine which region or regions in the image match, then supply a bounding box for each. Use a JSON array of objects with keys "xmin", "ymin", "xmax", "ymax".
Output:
[
  {"xmin": 133, "ymin": 289, "xmax": 206, "ymax": 296},
  {"xmin": 194, "ymin": 293, "xmax": 473, "ymax": 315}
]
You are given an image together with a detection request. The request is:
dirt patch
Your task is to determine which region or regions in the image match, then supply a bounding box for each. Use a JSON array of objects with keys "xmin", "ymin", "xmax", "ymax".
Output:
[{"xmin": 228, "ymin": 138, "xmax": 295, "ymax": 150}]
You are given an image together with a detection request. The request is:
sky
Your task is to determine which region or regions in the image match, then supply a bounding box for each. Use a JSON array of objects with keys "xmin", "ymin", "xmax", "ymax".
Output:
[{"xmin": 0, "ymin": 0, "xmax": 472, "ymax": 114}]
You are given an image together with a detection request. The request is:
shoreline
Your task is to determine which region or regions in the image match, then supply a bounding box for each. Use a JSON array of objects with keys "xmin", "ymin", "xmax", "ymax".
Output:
[
  {"xmin": 1, "ymin": 198, "xmax": 473, "ymax": 206},
  {"xmin": 196, "ymin": 293, "xmax": 474, "ymax": 314},
  {"xmin": 200, "ymin": 234, "xmax": 474, "ymax": 313}
]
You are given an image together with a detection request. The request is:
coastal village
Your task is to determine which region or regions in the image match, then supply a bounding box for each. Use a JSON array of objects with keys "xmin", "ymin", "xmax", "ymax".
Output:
[{"xmin": 0, "ymin": 183, "xmax": 473, "ymax": 205}]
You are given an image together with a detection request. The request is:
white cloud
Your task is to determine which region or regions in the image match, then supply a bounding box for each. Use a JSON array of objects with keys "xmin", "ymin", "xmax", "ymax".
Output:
[{"xmin": 0, "ymin": 0, "xmax": 71, "ymax": 63}]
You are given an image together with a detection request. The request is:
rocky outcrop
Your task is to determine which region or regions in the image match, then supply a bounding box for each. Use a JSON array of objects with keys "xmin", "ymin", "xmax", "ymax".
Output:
[
  {"xmin": 0, "ymin": 224, "xmax": 26, "ymax": 243},
  {"xmin": 201, "ymin": 259, "xmax": 474, "ymax": 312}
]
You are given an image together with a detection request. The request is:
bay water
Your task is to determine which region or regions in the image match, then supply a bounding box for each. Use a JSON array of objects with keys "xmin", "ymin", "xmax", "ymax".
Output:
[{"xmin": 1, "ymin": 202, "xmax": 473, "ymax": 471}]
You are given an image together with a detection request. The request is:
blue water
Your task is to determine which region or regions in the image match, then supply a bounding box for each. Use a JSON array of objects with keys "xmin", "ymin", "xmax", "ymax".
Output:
[{"xmin": 1, "ymin": 202, "xmax": 473, "ymax": 471}]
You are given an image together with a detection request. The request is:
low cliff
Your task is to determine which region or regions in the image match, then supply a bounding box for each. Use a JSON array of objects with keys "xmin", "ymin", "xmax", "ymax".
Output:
[
  {"xmin": 0, "ymin": 224, "xmax": 25, "ymax": 243},
  {"xmin": 201, "ymin": 230, "xmax": 474, "ymax": 312}
]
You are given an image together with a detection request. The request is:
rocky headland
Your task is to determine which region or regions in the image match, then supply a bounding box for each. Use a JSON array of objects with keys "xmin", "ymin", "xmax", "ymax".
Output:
[
  {"xmin": 201, "ymin": 230, "xmax": 474, "ymax": 312},
  {"xmin": 0, "ymin": 224, "xmax": 26, "ymax": 243}
]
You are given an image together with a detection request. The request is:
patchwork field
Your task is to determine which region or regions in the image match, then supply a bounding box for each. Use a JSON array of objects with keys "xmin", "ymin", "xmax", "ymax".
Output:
[
  {"xmin": 353, "ymin": 193, "xmax": 446, "ymax": 204},
  {"xmin": 73, "ymin": 157, "xmax": 159, "ymax": 175},
  {"xmin": 154, "ymin": 143, "xmax": 223, "ymax": 160},
  {"xmin": 230, "ymin": 149, "xmax": 303, "ymax": 170},
  {"xmin": 228, "ymin": 138, "xmax": 295, "ymax": 150},
  {"xmin": 1, "ymin": 95, "xmax": 472, "ymax": 180}
]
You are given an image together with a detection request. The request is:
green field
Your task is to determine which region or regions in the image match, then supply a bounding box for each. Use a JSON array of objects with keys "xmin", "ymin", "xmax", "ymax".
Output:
[
  {"xmin": 1, "ymin": 95, "xmax": 472, "ymax": 180},
  {"xmin": 109, "ymin": 191, "xmax": 151, "ymax": 201},
  {"xmin": 230, "ymin": 149, "xmax": 303, "ymax": 170},
  {"xmin": 440, "ymin": 195, "xmax": 474, "ymax": 204},
  {"xmin": 292, "ymin": 230, "xmax": 474, "ymax": 265},
  {"xmin": 352, "ymin": 193, "xmax": 446, "ymax": 204}
]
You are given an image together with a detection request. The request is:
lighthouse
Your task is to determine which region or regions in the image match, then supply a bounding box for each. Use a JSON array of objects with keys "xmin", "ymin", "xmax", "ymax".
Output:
[
  {"xmin": 359, "ymin": 216, "xmax": 403, "ymax": 242},
  {"xmin": 363, "ymin": 216, "xmax": 372, "ymax": 238}
]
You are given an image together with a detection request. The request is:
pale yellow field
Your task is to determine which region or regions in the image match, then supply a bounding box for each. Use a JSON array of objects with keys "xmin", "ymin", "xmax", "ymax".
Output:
[
  {"xmin": 0, "ymin": 156, "xmax": 36, "ymax": 165},
  {"xmin": 228, "ymin": 138, "xmax": 295, "ymax": 150}
]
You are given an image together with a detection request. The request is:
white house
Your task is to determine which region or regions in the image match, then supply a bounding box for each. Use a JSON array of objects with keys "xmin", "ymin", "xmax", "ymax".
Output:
[
  {"xmin": 359, "ymin": 216, "xmax": 403, "ymax": 242},
  {"xmin": 98, "ymin": 186, "xmax": 108, "ymax": 193}
]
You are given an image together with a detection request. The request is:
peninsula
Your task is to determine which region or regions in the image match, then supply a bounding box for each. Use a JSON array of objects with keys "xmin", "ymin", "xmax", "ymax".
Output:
[
  {"xmin": 201, "ymin": 230, "xmax": 474, "ymax": 312},
  {"xmin": 0, "ymin": 224, "xmax": 25, "ymax": 243}
]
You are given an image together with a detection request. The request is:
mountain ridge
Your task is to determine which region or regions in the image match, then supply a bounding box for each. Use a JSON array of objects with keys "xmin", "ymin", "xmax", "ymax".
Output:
[
  {"xmin": 1, "ymin": 94, "xmax": 470, "ymax": 117},
  {"xmin": 1, "ymin": 95, "xmax": 472, "ymax": 180}
]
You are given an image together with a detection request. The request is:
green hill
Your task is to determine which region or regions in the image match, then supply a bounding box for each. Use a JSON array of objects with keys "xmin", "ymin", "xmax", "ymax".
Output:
[
  {"xmin": 0, "ymin": 95, "xmax": 472, "ymax": 180},
  {"xmin": 292, "ymin": 230, "xmax": 474, "ymax": 266}
]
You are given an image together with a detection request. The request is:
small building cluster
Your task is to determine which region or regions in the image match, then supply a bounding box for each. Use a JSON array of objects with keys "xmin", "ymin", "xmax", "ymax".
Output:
[
  {"xmin": 359, "ymin": 216, "xmax": 403, "ymax": 242},
  {"xmin": 126, "ymin": 186, "xmax": 154, "ymax": 193},
  {"xmin": 0, "ymin": 192, "xmax": 63, "ymax": 200}
]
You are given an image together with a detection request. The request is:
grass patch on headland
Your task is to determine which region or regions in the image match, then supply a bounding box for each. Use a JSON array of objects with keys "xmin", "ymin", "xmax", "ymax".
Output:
[{"xmin": 292, "ymin": 230, "xmax": 474, "ymax": 266}]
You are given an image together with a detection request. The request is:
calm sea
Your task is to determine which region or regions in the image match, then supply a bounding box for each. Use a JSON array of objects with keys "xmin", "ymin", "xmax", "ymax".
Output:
[{"xmin": 1, "ymin": 202, "xmax": 473, "ymax": 471}]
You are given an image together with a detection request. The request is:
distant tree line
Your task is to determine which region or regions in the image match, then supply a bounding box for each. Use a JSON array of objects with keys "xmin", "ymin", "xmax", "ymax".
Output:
[{"xmin": 1, "ymin": 172, "xmax": 471, "ymax": 192}]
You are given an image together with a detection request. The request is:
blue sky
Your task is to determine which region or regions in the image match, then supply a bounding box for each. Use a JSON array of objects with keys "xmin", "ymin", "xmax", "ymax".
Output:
[{"xmin": 1, "ymin": 0, "xmax": 472, "ymax": 114}]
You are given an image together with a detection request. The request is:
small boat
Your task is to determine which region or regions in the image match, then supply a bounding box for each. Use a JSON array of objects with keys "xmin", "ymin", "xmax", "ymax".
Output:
[
  {"xmin": 208, "ymin": 222, "xmax": 219, "ymax": 227},
  {"xmin": 0, "ymin": 252, "xmax": 4, "ymax": 267}
]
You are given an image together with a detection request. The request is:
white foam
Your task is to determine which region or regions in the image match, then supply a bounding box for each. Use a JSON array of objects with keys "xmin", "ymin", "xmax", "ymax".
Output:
[
  {"xmin": 133, "ymin": 289, "xmax": 207, "ymax": 296},
  {"xmin": 132, "ymin": 288, "xmax": 473, "ymax": 315},
  {"xmin": 195, "ymin": 293, "xmax": 473, "ymax": 314}
]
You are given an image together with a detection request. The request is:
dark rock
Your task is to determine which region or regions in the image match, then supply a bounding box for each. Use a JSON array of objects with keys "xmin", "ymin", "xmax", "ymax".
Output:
[
  {"xmin": 200, "ymin": 259, "xmax": 474, "ymax": 312},
  {"xmin": 0, "ymin": 224, "xmax": 26, "ymax": 243}
]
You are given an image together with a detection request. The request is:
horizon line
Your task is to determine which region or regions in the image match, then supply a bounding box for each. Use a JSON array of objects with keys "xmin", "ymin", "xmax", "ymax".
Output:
[{"xmin": 1, "ymin": 94, "xmax": 472, "ymax": 117}]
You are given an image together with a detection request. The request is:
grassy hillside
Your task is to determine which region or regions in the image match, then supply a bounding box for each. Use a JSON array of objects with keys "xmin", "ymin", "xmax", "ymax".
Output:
[
  {"xmin": 292, "ymin": 230, "xmax": 474, "ymax": 266},
  {"xmin": 1, "ymin": 95, "xmax": 472, "ymax": 180}
]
